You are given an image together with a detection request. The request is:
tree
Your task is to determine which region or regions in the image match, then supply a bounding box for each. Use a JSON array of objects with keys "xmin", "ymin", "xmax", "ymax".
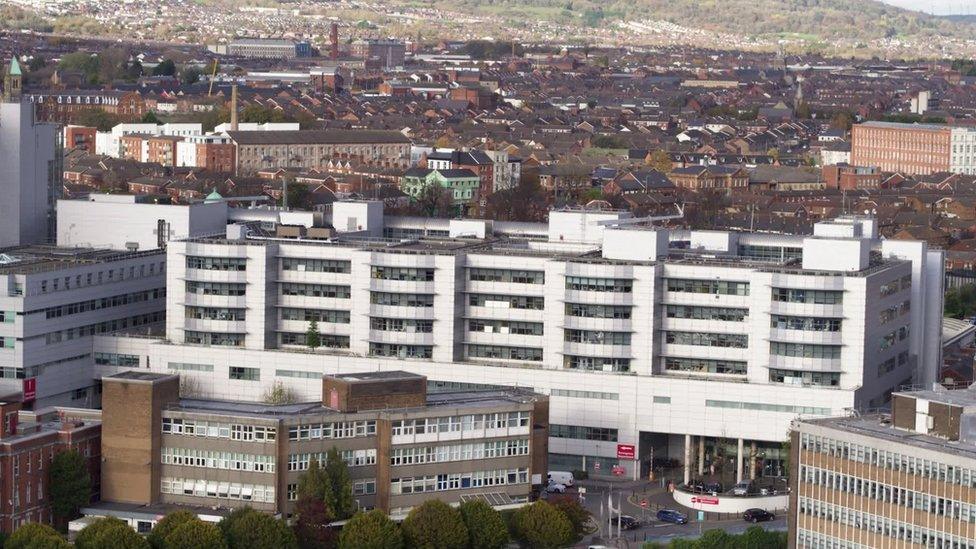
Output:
[
  {"xmin": 337, "ymin": 510, "xmax": 402, "ymax": 549},
  {"xmin": 513, "ymin": 501, "xmax": 573, "ymax": 549},
  {"xmin": 323, "ymin": 447, "xmax": 354, "ymax": 520},
  {"xmin": 180, "ymin": 66, "xmax": 201, "ymax": 85},
  {"xmin": 458, "ymin": 500, "xmax": 509, "ymax": 549},
  {"xmin": 695, "ymin": 529, "xmax": 737, "ymax": 548},
  {"xmin": 5, "ymin": 523, "xmax": 67, "ymax": 549},
  {"xmin": 401, "ymin": 500, "xmax": 468, "ymax": 549},
  {"xmin": 76, "ymin": 517, "xmax": 131, "ymax": 549},
  {"xmin": 646, "ymin": 150, "xmax": 673, "ymax": 173},
  {"xmin": 48, "ymin": 450, "xmax": 92, "ymax": 528},
  {"xmin": 298, "ymin": 457, "xmax": 329, "ymax": 501},
  {"xmin": 141, "ymin": 111, "xmax": 161, "ymax": 124},
  {"xmin": 829, "ymin": 111, "xmax": 853, "ymax": 131},
  {"xmin": 293, "ymin": 496, "xmax": 336, "ymax": 549},
  {"xmin": 28, "ymin": 55, "xmax": 47, "ymax": 71},
  {"xmin": 263, "ymin": 381, "xmax": 297, "ymax": 405},
  {"xmin": 306, "ymin": 319, "xmax": 321, "ymax": 350},
  {"xmin": 152, "ymin": 59, "xmax": 176, "ymax": 76},
  {"xmin": 165, "ymin": 520, "xmax": 227, "ymax": 549},
  {"xmin": 75, "ymin": 109, "xmax": 120, "ymax": 131},
  {"xmin": 148, "ymin": 510, "xmax": 198, "ymax": 549},
  {"xmin": 547, "ymin": 496, "xmax": 590, "ymax": 541},
  {"xmin": 223, "ymin": 508, "xmax": 297, "ymax": 549},
  {"xmin": 738, "ymin": 525, "xmax": 786, "ymax": 549}
]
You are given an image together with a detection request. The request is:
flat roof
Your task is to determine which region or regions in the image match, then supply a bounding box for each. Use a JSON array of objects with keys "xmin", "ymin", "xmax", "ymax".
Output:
[
  {"xmin": 0, "ymin": 246, "xmax": 163, "ymax": 275},
  {"xmin": 332, "ymin": 371, "xmax": 424, "ymax": 382},
  {"xmin": 105, "ymin": 371, "xmax": 176, "ymax": 383},
  {"xmin": 227, "ymin": 129, "xmax": 410, "ymax": 145}
]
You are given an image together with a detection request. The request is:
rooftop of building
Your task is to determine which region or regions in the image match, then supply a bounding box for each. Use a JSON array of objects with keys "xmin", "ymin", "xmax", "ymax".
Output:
[
  {"xmin": 858, "ymin": 120, "xmax": 951, "ymax": 131},
  {"xmin": 0, "ymin": 246, "xmax": 164, "ymax": 275},
  {"xmin": 226, "ymin": 129, "xmax": 410, "ymax": 145},
  {"xmin": 331, "ymin": 370, "xmax": 421, "ymax": 382}
]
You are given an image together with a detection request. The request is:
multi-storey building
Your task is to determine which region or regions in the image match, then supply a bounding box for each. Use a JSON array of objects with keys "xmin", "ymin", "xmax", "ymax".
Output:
[
  {"xmin": 214, "ymin": 39, "xmax": 312, "ymax": 59},
  {"xmin": 92, "ymin": 370, "xmax": 546, "ymax": 525},
  {"xmin": 2, "ymin": 59, "xmax": 62, "ymax": 248},
  {"xmin": 0, "ymin": 398, "xmax": 101, "ymax": 533},
  {"xmin": 851, "ymin": 121, "xmax": 976, "ymax": 175},
  {"xmin": 790, "ymin": 386, "xmax": 976, "ymax": 549},
  {"xmin": 350, "ymin": 40, "xmax": 406, "ymax": 68},
  {"xmin": 226, "ymin": 130, "xmax": 411, "ymax": 175},
  {"xmin": 93, "ymin": 203, "xmax": 944, "ymax": 483},
  {"xmin": 0, "ymin": 246, "xmax": 167, "ymax": 407}
]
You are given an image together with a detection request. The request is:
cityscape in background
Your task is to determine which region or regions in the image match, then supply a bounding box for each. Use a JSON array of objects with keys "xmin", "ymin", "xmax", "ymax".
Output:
[{"xmin": 3, "ymin": 0, "xmax": 976, "ymax": 547}]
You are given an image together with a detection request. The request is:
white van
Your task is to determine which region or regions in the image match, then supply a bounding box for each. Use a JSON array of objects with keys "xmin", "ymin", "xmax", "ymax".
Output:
[{"xmin": 547, "ymin": 471, "xmax": 575, "ymax": 487}]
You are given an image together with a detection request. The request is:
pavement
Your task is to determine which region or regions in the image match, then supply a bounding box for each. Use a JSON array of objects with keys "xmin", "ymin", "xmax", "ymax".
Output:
[{"xmin": 540, "ymin": 476, "xmax": 785, "ymax": 548}]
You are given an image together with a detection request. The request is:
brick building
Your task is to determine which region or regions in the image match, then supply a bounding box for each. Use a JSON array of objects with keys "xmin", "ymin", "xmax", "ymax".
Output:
[
  {"xmin": 851, "ymin": 121, "xmax": 954, "ymax": 175},
  {"xmin": 0, "ymin": 396, "xmax": 101, "ymax": 534},
  {"xmin": 91, "ymin": 370, "xmax": 547, "ymax": 525},
  {"xmin": 25, "ymin": 91, "xmax": 147, "ymax": 124},
  {"xmin": 822, "ymin": 164, "xmax": 882, "ymax": 190},
  {"xmin": 669, "ymin": 165, "xmax": 749, "ymax": 190},
  {"xmin": 227, "ymin": 130, "xmax": 411, "ymax": 175},
  {"xmin": 63, "ymin": 126, "xmax": 97, "ymax": 153},
  {"xmin": 146, "ymin": 136, "xmax": 183, "ymax": 168}
]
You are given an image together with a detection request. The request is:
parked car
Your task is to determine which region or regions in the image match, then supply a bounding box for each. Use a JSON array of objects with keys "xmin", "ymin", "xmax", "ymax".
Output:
[
  {"xmin": 548, "ymin": 471, "xmax": 575, "ymax": 487},
  {"xmin": 619, "ymin": 515, "xmax": 641, "ymax": 530},
  {"xmin": 731, "ymin": 481, "xmax": 754, "ymax": 495},
  {"xmin": 743, "ymin": 508, "xmax": 775, "ymax": 523},
  {"xmin": 704, "ymin": 482, "xmax": 723, "ymax": 494},
  {"xmin": 547, "ymin": 482, "xmax": 566, "ymax": 494},
  {"xmin": 656, "ymin": 509, "xmax": 688, "ymax": 525}
]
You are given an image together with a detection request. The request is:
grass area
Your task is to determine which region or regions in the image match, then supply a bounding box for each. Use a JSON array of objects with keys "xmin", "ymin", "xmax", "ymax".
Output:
[{"xmin": 581, "ymin": 147, "xmax": 629, "ymax": 158}]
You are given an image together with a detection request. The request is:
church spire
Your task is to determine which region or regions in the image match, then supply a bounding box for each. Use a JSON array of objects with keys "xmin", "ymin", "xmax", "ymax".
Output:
[{"xmin": 3, "ymin": 57, "xmax": 23, "ymax": 102}]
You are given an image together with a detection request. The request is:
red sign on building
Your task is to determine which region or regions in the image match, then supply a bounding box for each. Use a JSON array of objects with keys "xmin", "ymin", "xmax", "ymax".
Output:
[
  {"xmin": 691, "ymin": 496, "xmax": 719, "ymax": 505},
  {"xmin": 22, "ymin": 378, "xmax": 36, "ymax": 403},
  {"xmin": 612, "ymin": 465, "xmax": 626, "ymax": 476},
  {"xmin": 616, "ymin": 443, "xmax": 636, "ymax": 460}
]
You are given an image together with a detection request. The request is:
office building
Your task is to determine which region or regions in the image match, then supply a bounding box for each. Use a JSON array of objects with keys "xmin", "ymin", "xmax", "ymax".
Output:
[
  {"xmin": 91, "ymin": 370, "xmax": 545, "ymax": 523},
  {"xmin": 852, "ymin": 121, "xmax": 976, "ymax": 175},
  {"xmin": 0, "ymin": 246, "xmax": 167, "ymax": 407},
  {"xmin": 227, "ymin": 130, "xmax": 411, "ymax": 174},
  {"xmin": 790, "ymin": 386, "xmax": 976, "ymax": 548},
  {"xmin": 92, "ymin": 203, "xmax": 944, "ymax": 482},
  {"xmin": 1, "ymin": 58, "xmax": 62, "ymax": 248},
  {"xmin": 351, "ymin": 40, "xmax": 406, "ymax": 68},
  {"xmin": 0, "ymin": 399, "xmax": 101, "ymax": 533},
  {"xmin": 213, "ymin": 39, "xmax": 312, "ymax": 59}
]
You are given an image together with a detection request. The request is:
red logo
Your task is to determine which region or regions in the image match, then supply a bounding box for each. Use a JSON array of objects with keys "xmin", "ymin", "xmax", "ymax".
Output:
[
  {"xmin": 612, "ymin": 465, "xmax": 626, "ymax": 476},
  {"xmin": 616, "ymin": 444, "xmax": 636, "ymax": 460},
  {"xmin": 691, "ymin": 496, "xmax": 719, "ymax": 505},
  {"xmin": 22, "ymin": 378, "xmax": 36, "ymax": 403}
]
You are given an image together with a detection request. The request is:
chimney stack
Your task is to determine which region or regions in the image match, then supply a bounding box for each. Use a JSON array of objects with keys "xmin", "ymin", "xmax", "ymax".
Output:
[
  {"xmin": 330, "ymin": 23, "xmax": 339, "ymax": 61},
  {"xmin": 230, "ymin": 84, "xmax": 238, "ymax": 131}
]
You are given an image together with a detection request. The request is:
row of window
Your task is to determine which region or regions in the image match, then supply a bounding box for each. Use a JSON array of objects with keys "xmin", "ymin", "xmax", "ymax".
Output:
[
  {"xmin": 392, "ymin": 411, "xmax": 530, "ymax": 436},
  {"xmin": 390, "ymin": 439, "xmax": 529, "ymax": 466},
  {"xmin": 372, "ymin": 317, "xmax": 434, "ymax": 333},
  {"xmin": 94, "ymin": 352, "xmax": 140, "ymax": 367},
  {"xmin": 161, "ymin": 477, "xmax": 275, "ymax": 504},
  {"xmin": 281, "ymin": 257, "xmax": 351, "ymax": 273},
  {"xmin": 167, "ymin": 362, "xmax": 213, "ymax": 372},
  {"xmin": 666, "ymin": 279, "xmax": 749, "ymax": 296},
  {"xmin": 186, "ymin": 256, "xmax": 246, "ymax": 271},
  {"xmin": 770, "ymin": 342, "xmax": 841, "ymax": 359},
  {"xmin": 469, "ymin": 319, "xmax": 543, "ymax": 336},
  {"xmin": 469, "ymin": 294, "xmax": 544, "ymax": 310},
  {"xmin": 371, "ymin": 267, "xmax": 434, "ymax": 282},
  {"xmin": 43, "ymin": 288, "xmax": 165, "ymax": 319},
  {"xmin": 566, "ymin": 303, "xmax": 632, "ymax": 319},
  {"xmin": 469, "ymin": 268, "xmax": 544, "ymax": 284},
  {"xmin": 880, "ymin": 326, "xmax": 910, "ymax": 350},
  {"xmin": 771, "ymin": 288, "xmax": 843, "ymax": 305},
  {"xmin": 281, "ymin": 283, "xmax": 351, "ymax": 299},
  {"xmin": 186, "ymin": 306, "xmax": 245, "ymax": 321},
  {"xmin": 566, "ymin": 276, "xmax": 632, "ymax": 293},
  {"xmin": 286, "ymin": 479, "xmax": 376, "ymax": 501},
  {"xmin": 707, "ymin": 399, "xmax": 830, "ymax": 415},
  {"xmin": 566, "ymin": 329, "xmax": 631, "ymax": 345},
  {"xmin": 879, "ymin": 300, "xmax": 911, "ymax": 324},
  {"xmin": 665, "ymin": 331, "xmax": 747, "ymax": 348},
  {"xmin": 798, "ymin": 497, "xmax": 976, "ymax": 549},
  {"xmin": 371, "ymin": 292, "xmax": 434, "ymax": 307},
  {"xmin": 551, "ymin": 388, "xmax": 619, "ymax": 400},
  {"xmin": 162, "ymin": 418, "xmax": 277, "ymax": 442},
  {"xmin": 44, "ymin": 311, "xmax": 164, "ymax": 344},
  {"xmin": 800, "ymin": 465, "xmax": 976, "ymax": 523},
  {"xmin": 564, "ymin": 355, "xmax": 630, "ymax": 372},
  {"xmin": 369, "ymin": 342, "xmax": 433, "ymax": 359},
  {"xmin": 186, "ymin": 281, "xmax": 245, "ymax": 296},
  {"xmin": 466, "ymin": 344, "xmax": 543, "ymax": 362},
  {"xmin": 390, "ymin": 468, "xmax": 529, "ymax": 495},
  {"xmin": 0, "ymin": 311, "xmax": 14, "ymax": 323},
  {"xmin": 287, "ymin": 449, "xmax": 377, "ymax": 471},
  {"xmin": 663, "ymin": 357, "xmax": 747, "ymax": 375},
  {"xmin": 287, "ymin": 420, "xmax": 377, "ymax": 441},
  {"xmin": 770, "ymin": 315, "xmax": 841, "ymax": 332},
  {"xmin": 878, "ymin": 351, "xmax": 910, "ymax": 377},
  {"xmin": 185, "ymin": 331, "xmax": 245, "ymax": 347},
  {"xmin": 799, "ymin": 432, "xmax": 976, "ymax": 488},
  {"xmin": 161, "ymin": 447, "xmax": 275, "ymax": 473},
  {"xmin": 551, "ymin": 424, "xmax": 618, "ymax": 442},
  {"xmin": 769, "ymin": 368, "xmax": 840, "ymax": 387},
  {"xmin": 280, "ymin": 333, "xmax": 349, "ymax": 348},
  {"xmin": 280, "ymin": 308, "xmax": 350, "ymax": 324},
  {"xmin": 665, "ymin": 304, "xmax": 747, "ymax": 322}
]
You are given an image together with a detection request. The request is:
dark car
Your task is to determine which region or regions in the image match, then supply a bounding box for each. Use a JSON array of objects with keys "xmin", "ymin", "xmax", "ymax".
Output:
[
  {"xmin": 704, "ymin": 482, "xmax": 723, "ymax": 494},
  {"xmin": 619, "ymin": 515, "xmax": 641, "ymax": 530},
  {"xmin": 743, "ymin": 508, "xmax": 775, "ymax": 523},
  {"xmin": 656, "ymin": 509, "xmax": 689, "ymax": 525}
]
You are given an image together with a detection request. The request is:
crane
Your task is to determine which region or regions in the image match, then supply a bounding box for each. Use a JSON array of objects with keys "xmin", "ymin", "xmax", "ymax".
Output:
[{"xmin": 207, "ymin": 59, "xmax": 219, "ymax": 96}]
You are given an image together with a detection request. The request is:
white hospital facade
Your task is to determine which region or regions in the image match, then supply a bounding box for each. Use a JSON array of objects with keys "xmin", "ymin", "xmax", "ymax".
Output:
[{"xmin": 87, "ymin": 205, "xmax": 944, "ymax": 481}]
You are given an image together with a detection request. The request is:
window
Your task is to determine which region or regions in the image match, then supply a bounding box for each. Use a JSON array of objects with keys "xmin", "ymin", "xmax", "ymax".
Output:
[
  {"xmin": 664, "ymin": 357, "xmax": 747, "ymax": 375},
  {"xmin": 0, "ymin": 311, "xmax": 13, "ymax": 323},
  {"xmin": 880, "ymin": 280, "xmax": 901, "ymax": 298},
  {"xmin": 368, "ymin": 343, "xmax": 433, "ymax": 359},
  {"xmin": 186, "ymin": 256, "xmax": 246, "ymax": 271},
  {"xmin": 564, "ymin": 355, "xmax": 630, "ymax": 372},
  {"xmin": 771, "ymin": 288, "xmax": 842, "ymax": 304},
  {"xmin": 469, "ymin": 319, "xmax": 543, "ymax": 336},
  {"xmin": 168, "ymin": 362, "xmax": 214, "ymax": 372},
  {"xmin": 468, "ymin": 294, "xmax": 544, "ymax": 310},
  {"xmin": 666, "ymin": 278, "xmax": 749, "ymax": 296},
  {"xmin": 466, "ymin": 344, "xmax": 543, "ymax": 361},
  {"xmin": 371, "ymin": 266, "xmax": 434, "ymax": 281},
  {"xmin": 769, "ymin": 368, "xmax": 840, "ymax": 386},
  {"xmin": 370, "ymin": 292, "xmax": 434, "ymax": 307},
  {"xmin": 281, "ymin": 258, "xmax": 350, "ymax": 273},
  {"xmin": 565, "ymin": 329, "xmax": 631, "ymax": 345},
  {"xmin": 469, "ymin": 268, "xmax": 544, "ymax": 284},
  {"xmin": 184, "ymin": 331, "xmax": 244, "ymax": 347},
  {"xmin": 229, "ymin": 366, "xmax": 260, "ymax": 381},
  {"xmin": 551, "ymin": 389, "xmax": 618, "ymax": 400},
  {"xmin": 770, "ymin": 315, "xmax": 842, "ymax": 332},
  {"xmin": 665, "ymin": 331, "xmax": 747, "ymax": 348},
  {"xmin": 186, "ymin": 281, "xmax": 245, "ymax": 296},
  {"xmin": 371, "ymin": 318, "xmax": 435, "ymax": 333},
  {"xmin": 653, "ymin": 396, "xmax": 671, "ymax": 404},
  {"xmin": 706, "ymin": 400, "xmax": 829, "ymax": 415},
  {"xmin": 185, "ymin": 306, "xmax": 246, "ymax": 321},
  {"xmin": 666, "ymin": 305, "xmax": 747, "ymax": 322},
  {"xmin": 95, "ymin": 353, "xmax": 140, "ymax": 366},
  {"xmin": 280, "ymin": 283, "xmax": 350, "ymax": 298},
  {"xmin": 770, "ymin": 342, "xmax": 841, "ymax": 359},
  {"xmin": 565, "ymin": 303, "xmax": 631, "ymax": 319},
  {"xmin": 280, "ymin": 333, "xmax": 349, "ymax": 348},
  {"xmin": 565, "ymin": 276, "xmax": 632, "ymax": 293},
  {"xmin": 551, "ymin": 424, "xmax": 618, "ymax": 441},
  {"xmin": 280, "ymin": 308, "xmax": 350, "ymax": 323},
  {"xmin": 276, "ymin": 369, "xmax": 321, "ymax": 379}
]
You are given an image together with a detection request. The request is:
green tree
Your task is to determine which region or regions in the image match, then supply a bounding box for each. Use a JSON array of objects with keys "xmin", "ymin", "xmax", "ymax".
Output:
[
  {"xmin": 5, "ymin": 524, "xmax": 67, "ymax": 549},
  {"xmin": 240, "ymin": 105, "xmax": 286, "ymax": 124},
  {"xmin": 28, "ymin": 55, "xmax": 47, "ymax": 71},
  {"xmin": 180, "ymin": 66, "xmax": 201, "ymax": 85},
  {"xmin": 401, "ymin": 500, "xmax": 467, "ymax": 549},
  {"xmin": 646, "ymin": 150, "xmax": 673, "ymax": 173},
  {"xmin": 306, "ymin": 319, "xmax": 321, "ymax": 350},
  {"xmin": 298, "ymin": 457, "xmax": 329, "ymax": 501},
  {"xmin": 75, "ymin": 109, "xmax": 120, "ymax": 131},
  {"xmin": 738, "ymin": 525, "xmax": 785, "ymax": 549},
  {"xmin": 165, "ymin": 520, "xmax": 226, "ymax": 549},
  {"xmin": 48, "ymin": 450, "xmax": 92, "ymax": 528},
  {"xmin": 337, "ymin": 510, "xmax": 402, "ymax": 549},
  {"xmin": 547, "ymin": 496, "xmax": 589, "ymax": 541},
  {"xmin": 148, "ymin": 510, "xmax": 198, "ymax": 549},
  {"xmin": 830, "ymin": 111, "xmax": 853, "ymax": 131},
  {"xmin": 695, "ymin": 529, "xmax": 736, "ymax": 548},
  {"xmin": 141, "ymin": 111, "xmax": 161, "ymax": 124},
  {"xmin": 216, "ymin": 507, "xmax": 250, "ymax": 540},
  {"xmin": 153, "ymin": 59, "xmax": 176, "ymax": 76},
  {"xmin": 76, "ymin": 517, "xmax": 130, "ymax": 549},
  {"xmin": 458, "ymin": 500, "xmax": 509, "ymax": 549},
  {"xmin": 293, "ymin": 496, "xmax": 336, "ymax": 549},
  {"xmin": 323, "ymin": 447, "xmax": 354, "ymax": 520},
  {"xmin": 223, "ymin": 508, "xmax": 297, "ymax": 549},
  {"xmin": 513, "ymin": 501, "xmax": 573, "ymax": 549}
]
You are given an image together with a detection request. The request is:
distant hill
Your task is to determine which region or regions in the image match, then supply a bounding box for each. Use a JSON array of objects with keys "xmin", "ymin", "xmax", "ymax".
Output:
[
  {"xmin": 436, "ymin": 0, "xmax": 976, "ymax": 43},
  {"xmin": 943, "ymin": 14, "xmax": 976, "ymax": 23}
]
